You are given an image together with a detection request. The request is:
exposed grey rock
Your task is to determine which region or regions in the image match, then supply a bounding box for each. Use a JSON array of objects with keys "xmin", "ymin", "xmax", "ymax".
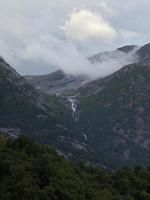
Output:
[
  {"xmin": 0, "ymin": 127, "xmax": 21, "ymax": 139},
  {"xmin": 25, "ymin": 70, "xmax": 89, "ymax": 95}
]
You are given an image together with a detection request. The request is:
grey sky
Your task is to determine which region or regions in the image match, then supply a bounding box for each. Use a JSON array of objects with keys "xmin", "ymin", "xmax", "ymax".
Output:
[{"xmin": 0, "ymin": 0, "xmax": 149, "ymax": 76}]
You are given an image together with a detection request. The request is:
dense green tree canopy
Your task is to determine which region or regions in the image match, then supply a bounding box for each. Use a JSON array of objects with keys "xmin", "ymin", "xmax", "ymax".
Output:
[{"xmin": 0, "ymin": 136, "xmax": 150, "ymax": 200}]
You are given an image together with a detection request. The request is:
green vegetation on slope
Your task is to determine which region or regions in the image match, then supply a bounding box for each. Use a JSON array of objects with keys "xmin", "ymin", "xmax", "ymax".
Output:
[
  {"xmin": 77, "ymin": 64, "xmax": 150, "ymax": 169},
  {"xmin": 0, "ymin": 58, "xmax": 82, "ymax": 156},
  {"xmin": 0, "ymin": 136, "xmax": 150, "ymax": 200},
  {"xmin": 0, "ymin": 67, "xmax": 72, "ymax": 130}
]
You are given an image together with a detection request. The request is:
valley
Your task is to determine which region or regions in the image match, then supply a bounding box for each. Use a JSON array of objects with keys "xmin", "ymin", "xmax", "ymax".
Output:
[{"xmin": 1, "ymin": 43, "xmax": 150, "ymax": 169}]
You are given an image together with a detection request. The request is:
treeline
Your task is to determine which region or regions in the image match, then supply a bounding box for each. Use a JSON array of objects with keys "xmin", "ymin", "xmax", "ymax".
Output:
[{"xmin": 0, "ymin": 136, "xmax": 150, "ymax": 200}]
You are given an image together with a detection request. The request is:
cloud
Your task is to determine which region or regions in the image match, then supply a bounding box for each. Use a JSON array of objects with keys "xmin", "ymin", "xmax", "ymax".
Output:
[
  {"xmin": 59, "ymin": 48, "xmax": 137, "ymax": 79},
  {"xmin": 119, "ymin": 30, "xmax": 141, "ymax": 44},
  {"xmin": 99, "ymin": 2, "xmax": 117, "ymax": 16},
  {"xmin": 62, "ymin": 10, "xmax": 117, "ymax": 41},
  {"xmin": 0, "ymin": 0, "xmax": 149, "ymax": 77}
]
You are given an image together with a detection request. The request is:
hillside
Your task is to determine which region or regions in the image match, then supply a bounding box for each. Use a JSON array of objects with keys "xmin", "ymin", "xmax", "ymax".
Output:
[
  {"xmin": 0, "ymin": 135, "xmax": 150, "ymax": 200},
  {"xmin": 0, "ymin": 57, "xmax": 91, "ymax": 164},
  {"xmin": 0, "ymin": 57, "xmax": 72, "ymax": 131},
  {"xmin": 1, "ymin": 43, "xmax": 150, "ymax": 169},
  {"xmin": 75, "ymin": 64, "xmax": 150, "ymax": 169},
  {"xmin": 22, "ymin": 43, "xmax": 150, "ymax": 169}
]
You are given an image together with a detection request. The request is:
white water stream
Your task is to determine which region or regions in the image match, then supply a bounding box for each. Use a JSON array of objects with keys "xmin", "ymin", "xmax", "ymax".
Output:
[{"xmin": 68, "ymin": 97, "xmax": 77, "ymax": 121}]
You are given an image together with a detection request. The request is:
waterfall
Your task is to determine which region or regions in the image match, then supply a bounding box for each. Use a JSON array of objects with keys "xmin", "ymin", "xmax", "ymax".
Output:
[{"xmin": 68, "ymin": 97, "xmax": 77, "ymax": 121}]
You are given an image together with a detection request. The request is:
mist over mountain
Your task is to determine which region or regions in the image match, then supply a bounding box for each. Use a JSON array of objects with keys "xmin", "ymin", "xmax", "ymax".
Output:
[
  {"xmin": 25, "ymin": 43, "xmax": 150, "ymax": 97},
  {"xmin": 25, "ymin": 44, "xmax": 139, "ymax": 95},
  {"xmin": 0, "ymin": 42, "xmax": 150, "ymax": 169},
  {"xmin": 26, "ymin": 70, "xmax": 89, "ymax": 95},
  {"xmin": 23, "ymin": 42, "xmax": 150, "ymax": 169},
  {"xmin": 25, "ymin": 45, "xmax": 139, "ymax": 94},
  {"xmin": 58, "ymin": 45, "xmax": 138, "ymax": 79}
]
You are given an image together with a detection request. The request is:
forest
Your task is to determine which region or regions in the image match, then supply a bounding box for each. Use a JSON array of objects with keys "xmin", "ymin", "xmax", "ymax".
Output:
[{"xmin": 0, "ymin": 135, "xmax": 150, "ymax": 200}]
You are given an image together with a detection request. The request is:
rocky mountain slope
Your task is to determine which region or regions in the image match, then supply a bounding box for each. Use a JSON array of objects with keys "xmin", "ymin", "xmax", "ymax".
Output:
[
  {"xmin": 25, "ymin": 45, "xmax": 138, "ymax": 96},
  {"xmin": 59, "ymin": 43, "xmax": 150, "ymax": 168},
  {"xmin": 26, "ymin": 70, "xmax": 89, "ymax": 95},
  {"xmin": 75, "ymin": 63, "xmax": 150, "ymax": 168},
  {"xmin": 0, "ymin": 57, "xmax": 94, "ymax": 164},
  {"xmin": 0, "ymin": 56, "xmax": 64, "ymax": 130},
  {"xmin": 1, "ymin": 43, "xmax": 150, "ymax": 169}
]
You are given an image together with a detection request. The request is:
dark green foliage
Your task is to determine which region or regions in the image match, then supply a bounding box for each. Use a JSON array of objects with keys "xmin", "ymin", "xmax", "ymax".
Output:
[{"xmin": 0, "ymin": 136, "xmax": 150, "ymax": 200}]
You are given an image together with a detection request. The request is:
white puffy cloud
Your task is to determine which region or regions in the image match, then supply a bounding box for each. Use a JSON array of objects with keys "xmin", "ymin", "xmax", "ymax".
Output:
[{"xmin": 62, "ymin": 10, "xmax": 117, "ymax": 41}]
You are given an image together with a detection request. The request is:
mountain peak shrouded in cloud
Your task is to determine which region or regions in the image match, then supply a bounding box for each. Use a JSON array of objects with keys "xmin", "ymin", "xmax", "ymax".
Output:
[
  {"xmin": 0, "ymin": 0, "xmax": 149, "ymax": 76},
  {"xmin": 58, "ymin": 45, "xmax": 138, "ymax": 79}
]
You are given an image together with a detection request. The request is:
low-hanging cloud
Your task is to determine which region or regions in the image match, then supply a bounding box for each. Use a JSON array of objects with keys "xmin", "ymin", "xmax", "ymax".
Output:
[{"xmin": 57, "ymin": 47, "xmax": 138, "ymax": 79}]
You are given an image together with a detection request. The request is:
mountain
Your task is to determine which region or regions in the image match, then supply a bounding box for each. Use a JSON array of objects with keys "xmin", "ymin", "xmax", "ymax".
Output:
[
  {"xmin": 74, "ymin": 63, "xmax": 150, "ymax": 169},
  {"xmin": 0, "ymin": 57, "xmax": 93, "ymax": 163},
  {"xmin": 0, "ymin": 56, "xmax": 66, "ymax": 130},
  {"xmin": 2, "ymin": 42, "xmax": 150, "ymax": 169},
  {"xmin": 117, "ymin": 45, "xmax": 139, "ymax": 53},
  {"xmin": 25, "ymin": 45, "xmax": 138, "ymax": 96},
  {"xmin": 25, "ymin": 70, "xmax": 89, "ymax": 95},
  {"xmin": 23, "ymin": 43, "xmax": 150, "ymax": 169},
  {"xmin": 89, "ymin": 45, "xmax": 138, "ymax": 64}
]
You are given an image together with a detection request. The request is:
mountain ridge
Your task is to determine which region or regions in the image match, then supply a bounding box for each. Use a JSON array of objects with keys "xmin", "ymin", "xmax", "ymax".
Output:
[
  {"xmin": 1, "ymin": 42, "xmax": 150, "ymax": 169},
  {"xmin": 25, "ymin": 45, "xmax": 139, "ymax": 96},
  {"xmin": 0, "ymin": 56, "xmax": 98, "ymax": 167}
]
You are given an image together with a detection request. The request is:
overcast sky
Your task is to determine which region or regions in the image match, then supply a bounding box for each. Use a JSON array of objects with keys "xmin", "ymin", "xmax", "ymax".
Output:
[{"xmin": 0, "ymin": 0, "xmax": 149, "ymax": 76}]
